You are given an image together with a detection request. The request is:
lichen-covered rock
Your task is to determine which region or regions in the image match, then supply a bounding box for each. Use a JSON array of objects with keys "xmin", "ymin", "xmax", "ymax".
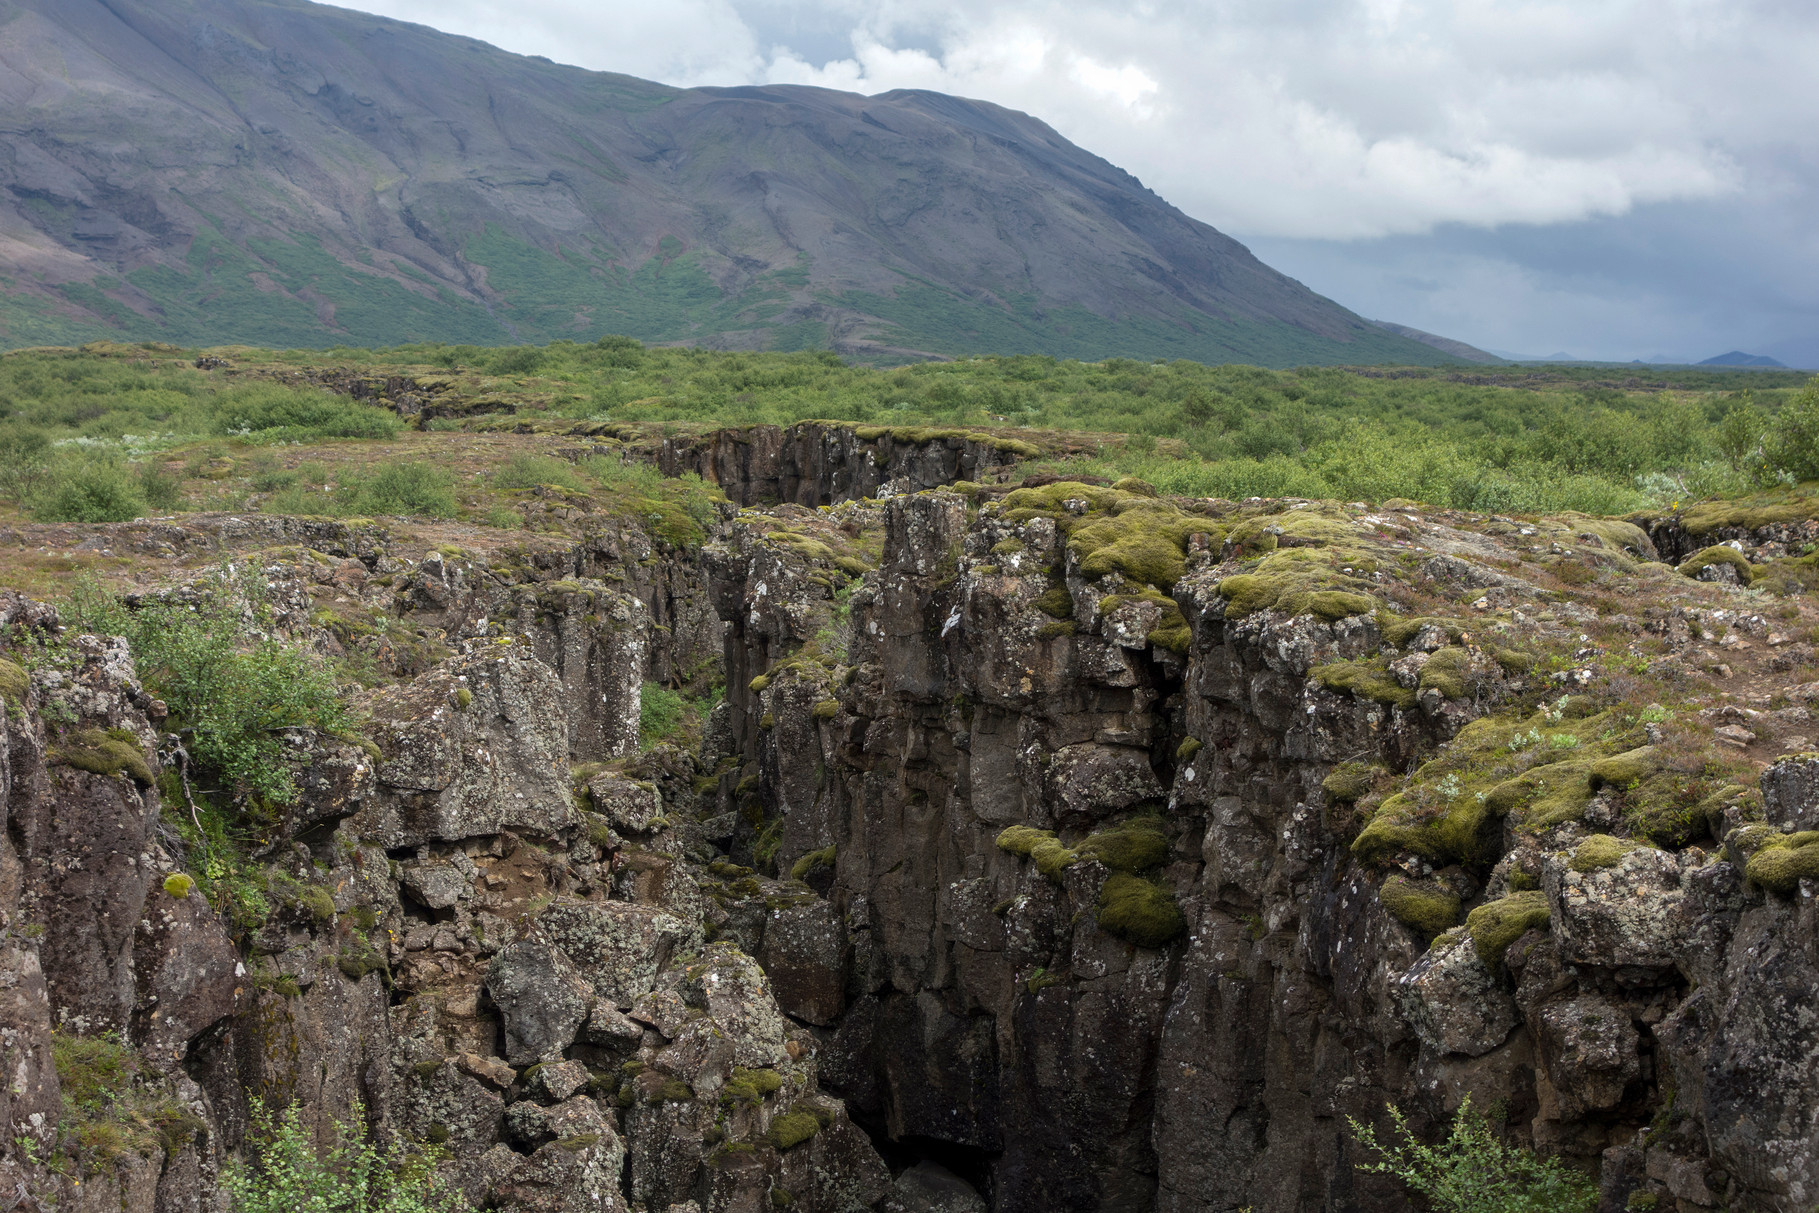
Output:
[
  {"xmin": 878, "ymin": 1161, "xmax": 989, "ymax": 1213},
  {"xmin": 537, "ymin": 899, "xmax": 692, "ymax": 1010},
  {"xmin": 1760, "ymin": 752, "xmax": 1819, "ymax": 830},
  {"xmin": 1393, "ymin": 934, "xmax": 1519, "ymax": 1058},
  {"xmin": 130, "ymin": 868, "xmax": 243, "ymax": 1068},
  {"xmin": 512, "ymin": 579, "xmax": 647, "ymax": 761},
  {"xmin": 682, "ymin": 943, "xmax": 790, "ymax": 1069},
  {"xmin": 485, "ymin": 937, "xmax": 594, "ymax": 1064},
  {"xmin": 757, "ymin": 900, "xmax": 847, "ymax": 1027},
  {"xmin": 1534, "ymin": 993, "xmax": 1640, "ymax": 1118},
  {"xmin": 585, "ymin": 772, "xmax": 664, "ymax": 834},
  {"xmin": 1545, "ymin": 845, "xmax": 1695, "ymax": 970},
  {"xmin": 359, "ymin": 647, "xmax": 577, "ymax": 847},
  {"xmin": 492, "ymin": 1096, "xmax": 628, "ymax": 1213}
]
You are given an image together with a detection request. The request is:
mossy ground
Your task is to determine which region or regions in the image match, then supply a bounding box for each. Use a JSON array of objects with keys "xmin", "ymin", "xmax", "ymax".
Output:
[
  {"xmin": 1378, "ymin": 874, "xmax": 1461, "ymax": 938},
  {"xmin": 1745, "ymin": 831, "xmax": 1819, "ymax": 893}
]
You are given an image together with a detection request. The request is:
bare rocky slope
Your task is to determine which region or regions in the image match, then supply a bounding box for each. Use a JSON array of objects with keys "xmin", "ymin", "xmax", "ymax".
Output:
[
  {"xmin": 3, "ymin": 420, "xmax": 1819, "ymax": 1211},
  {"xmin": 0, "ymin": 0, "xmax": 1449, "ymax": 366}
]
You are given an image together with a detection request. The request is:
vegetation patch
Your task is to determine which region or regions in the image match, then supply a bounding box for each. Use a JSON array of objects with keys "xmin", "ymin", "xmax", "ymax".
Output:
[
  {"xmin": 999, "ymin": 481, "xmax": 1211, "ymax": 591},
  {"xmin": 1312, "ymin": 658, "xmax": 1417, "ymax": 710},
  {"xmin": 1464, "ymin": 891, "xmax": 1551, "ymax": 970},
  {"xmin": 766, "ymin": 1109, "xmax": 823, "ymax": 1151},
  {"xmin": 1378, "ymin": 875, "xmax": 1460, "ymax": 938},
  {"xmin": 1676, "ymin": 545, "xmax": 1755, "ymax": 582},
  {"xmin": 1745, "ymin": 831, "xmax": 1819, "ymax": 894},
  {"xmin": 1570, "ymin": 834, "xmax": 1645, "ymax": 872},
  {"xmin": 789, "ymin": 845, "xmax": 836, "ymax": 881},
  {"xmin": 1096, "ymin": 872, "xmax": 1187, "ymax": 948},
  {"xmin": 51, "ymin": 726, "xmax": 154, "ymax": 785}
]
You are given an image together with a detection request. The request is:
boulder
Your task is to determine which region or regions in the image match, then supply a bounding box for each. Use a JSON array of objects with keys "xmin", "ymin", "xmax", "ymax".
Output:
[
  {"xmin": 1535, "ymin": 994, "xmax": 1640, "ymax": 1119},
  {"xmin": 1393, "ymin": 934, "xmax": 1519, "ymax": 1058},
  {"xmin": 537, "ymin": 900, "xmax": 691, "ymax": 1009},
  {"xmin": 1545, "ymin": 845, "xmax": 1695, "ymax": 970},
  {"xmin": 485, "ymin": 938, "xmax": 593, "ymax": 1065}
]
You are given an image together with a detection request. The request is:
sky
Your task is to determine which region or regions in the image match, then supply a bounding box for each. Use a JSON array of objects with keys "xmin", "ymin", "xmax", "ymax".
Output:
[{"xmin": 343, "ymin": 0, "xmax": 1819, "ymax": 367}]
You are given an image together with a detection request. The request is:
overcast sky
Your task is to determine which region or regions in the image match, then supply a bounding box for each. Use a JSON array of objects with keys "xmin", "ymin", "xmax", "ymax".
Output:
[{"xmin": 344, "ymin": 0, "xmax": 1819, "ymax": 366}]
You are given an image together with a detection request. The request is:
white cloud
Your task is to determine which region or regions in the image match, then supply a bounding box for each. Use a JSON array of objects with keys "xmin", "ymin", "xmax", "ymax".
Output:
[{"xmin": 344, "ymin": 0, "xmax": 1796, "ymax": 240}]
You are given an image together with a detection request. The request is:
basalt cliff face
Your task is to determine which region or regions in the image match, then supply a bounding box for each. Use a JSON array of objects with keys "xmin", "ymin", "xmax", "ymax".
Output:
[{"xmin": 2, "ymin": 427, "xmax": 1819, "ymax": 1213}]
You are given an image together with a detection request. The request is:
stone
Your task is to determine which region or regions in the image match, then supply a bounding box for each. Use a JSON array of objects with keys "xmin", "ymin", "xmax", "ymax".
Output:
[
  {"xmin": 681, "ymin": 943, "xmax": 790, "ymax": 1068},
  {"xmin": 757, "ymin": 899, "xmax": 847, "ymax": 1027},
  {"xmin": 130, "ymin": 873, "xmax": 243, "ymax": 1068},
  {"xmin": 1393, "ymin": 934, "xmax": 1519, "ymax": 1058},
  {"xmin": 537, "ymin": 899, "xmax": 691, "ymax": 1009},
  {"xmin": 1535, "ymin": 994, "xmax": 1640, "ymax": 1119},
  {"xmin": 402, "ymin": 861, "xmax": 471, "ymax": 910},
  {"xmin": 494, "ymin": 1096, "xmax": 628, "ymax": 1213},
  {"xmin": 877, "ymin": 1161, "xmax": 987, "ymax": 1213},
  {"xmin": 585, "ymin": 773, "xmax": 664, "ymax": 834},
  {"xmin": 485, "ymin": 938, "xmax": 594, "ymax": 1064},
  {"xmin": 1760, "ymin": 753, "xmax": 1819, "ymax": 830},
  {"xmin": 1545, "ymin": 845, "xmax": 1694, "ymax": 971}
]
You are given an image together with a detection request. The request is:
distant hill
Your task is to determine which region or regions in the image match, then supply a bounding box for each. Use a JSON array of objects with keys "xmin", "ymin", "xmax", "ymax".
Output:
[
  {"xmin": 1699, "ymin": 351, "xmax": 1787, "ymax": 368},
  {"xmin": 1367, "ymin": 321, "xmax": 1503, "ymax": 364},
  {"xmin": 0, "ymin": 0, "xmax": 1455, "ymax": 366}
]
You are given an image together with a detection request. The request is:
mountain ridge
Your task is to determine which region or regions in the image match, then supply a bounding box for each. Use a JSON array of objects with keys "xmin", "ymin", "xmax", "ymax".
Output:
[{"xmin": 0, "ymin": 0, "xmax": 1452, "ymax": 365}]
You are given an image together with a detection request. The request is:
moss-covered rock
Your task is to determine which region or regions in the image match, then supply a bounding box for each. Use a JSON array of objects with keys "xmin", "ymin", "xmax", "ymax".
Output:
[
  {"xmin": 995, "ymin": 825, "xmax": 1080, "ymax": 880},
  {"xmin": 1378, "ymin": 874, "xmax": 1461, "ymax": 938},
  {"xmin": 50, "ymin": 727, "xmax": 153, "ymax": 785},
  {"xmin": 1590, "ymin": 745, "xmax": 1659, "ymax": 789},
  {"xmin": 766, "ymin": 1108, "xmax": 823, "ymax": 1150},
  {"xmin": 1677, "ymin": 545, "xmax": 1755, "ymax": 582},
  {"xmin": 0, "ymin": 657, "xmax": 27, "ymax": 711},
  {"xmin": 1464, "ymin": 891, "xmax": 1551, "ymax": 970},
  {"xmin": 788, "ymin": 845, "xmax": 835, "ymax": 881},
  {"xmin": 1077, "ymin": 817, "xmax": 1171, "ymax": 872},
  {"xmin": 1032, "ymin": 584, "xmax": 1074, "ymax": 619},
  {"xmin": 1745, "ymin": 831, "xmax": 1819, "ymax": 894},
  {"xmin": 1569, "ymin": 834, "xmax": 1643, "ymax": 872},
  {"xmin": 1000, "ymin": 481, "xmax": 1210, "ymax": 590},
  {"xmin": 1311, "ymin": 658, "xmax": 1417, "ymax": 710},
  {"xmin": 1322, "ymin": 761, "xmax": 1378, "ymax": 803},
  {"xmin": 1097, "ymin": 872, "xmax": 1186, "ymax": 948},
  {"xmin": 1416, "ymin": 647, "xmax": 1476, "ymax": 700}
]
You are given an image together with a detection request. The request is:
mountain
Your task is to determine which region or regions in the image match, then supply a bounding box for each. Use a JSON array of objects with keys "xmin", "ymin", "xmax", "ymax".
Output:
[
  {"xmin": 0, "ymin": 0, "xmax": 1453, "ymax": 366},
  {"xmin": 1366, "ymin": 320, "xmax": 1502, "ymax": 364},
  {"xmin": 1700, "ymin": 351, "xmax": 1787, "ymax": 368}
]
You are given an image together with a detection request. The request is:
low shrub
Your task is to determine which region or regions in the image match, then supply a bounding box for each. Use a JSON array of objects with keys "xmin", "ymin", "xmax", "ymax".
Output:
[
  {"xmin": 1349, "ymin": 1094, "xmax": 1596, "ymax": 1213},
  {"xmin": 226, "ymin": 1098, "xmax": 470, "ymax": 1213}
]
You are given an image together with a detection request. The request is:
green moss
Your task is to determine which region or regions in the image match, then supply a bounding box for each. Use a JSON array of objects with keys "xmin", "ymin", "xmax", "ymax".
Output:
[
  {"xmin": 833, "ymin": 556, "xmax": 872, "ymax": 577},
  {"xmin": 1077, "ymin": 817, "xmax": 1171, "ymax": 872},
  {"xmin": 1096, "ymin": 872, "xmax": 1187, "ymax": 948},
  {"xmin": 1417, "ymin": 647, "xmax": 1475, "ymax": 700},
  {"xmin": 455, "ymin": 686, "xmax": 473, "ymax": 709},
  {"xmin": 1032, "ymin": 584, "xmax": 1074, "ymax": 619},
  {"xmin": 771, "ymin": 1186, "xmax": 794, "ymax": 1208},
  {"xmin": 789, "ymin": 845, "xmax": 836, "ymax": 881},
  {"xmin": 1625, "ymin": 776, "xmax": 1745, "ymax": 848},
  {"xmin": 811, "ymin": 699, "xmax": 839, "ymax": 719},
  {"xmin": 994, "ymin": 825, "xmax": 1080, "ymax": 879},
  {"xmin": 1464, "ymin": 891, "xmax": 1551, "ymax": 970},
  {"xmin": 1353, "ymin": 782, "xmax": 1499, "ymax": 866},
  {"xmin": 1745, "ymin": 830, "xmax": 1819, "ymax": 894},
  {"xmin": 1570, "ymin": 834, "xmax": 1643, "ymax": 872},
  {"xmin": 0, "ymin": 658, "xmax": 26, "ymax": 711},
  {"xmin": 1625, "ymin": 1192, "xmax": 1659, "ymax": 1211},
  {"xmin": 1035, "ymin": 620, "xmax": 1077, "ymax": 640},
  {"xmin": 1590, "ymin": 745, "xmax": 1658, "ymax": 788},
  {"xmin": 300, "ymin": 885, "xmax": 337, "ymax": 926},
  {"xmin": 1322, "ymin": 761, "xmax": 1377, "ymax": 803},
  {"xmin": 1677, "ymin": 544, "xmax": 1755, "ymax": 582},
  {"xmin": 1495, "ymin": 648, "xmax": 1535, "ymax": 674},
  {"xmin": 759, "ymin": 712, "xmax": 775, "ymax": 730},
  {"xmin": 162, "ymin": 873, "xmax": 195, "ymax": 899},
  {"xmin": 1312, "ymin": 658, "xmax": 1417, "ymax": 710},
  {"xmin": 1176, "ymin": 737, "xmax": 1203, "ymax": 763},
  {"xmin": 991, "ymin": 538, "xmax": 1027, "ymax": 556},
  {"xmin": 1678, "ymin": 493, "xmax": 1819, "ymax": 537},
  {"xmin": 1378, "ymin": 875, "xmax": 1461, "ymax": 938},
  {"xmin": 1000, "ymin": 481, "xmax": 1209, "ymax": 590},
  {"xmin": 721, "ymin": 1066, "xmax": 786, "ymax": 1107},
  {"xmin": 1217, "ymin": 512, "xmax": 1382, "ymax": 620},
  {"xmin": 1147, "ymin": 605, "xmax": 1192, "ymax": 654},
  {"xmin": 766, "ymin": 1109, "xmax": 823, "ymax": 1150},
  {"xmin": 748, "ymin": 674, "xmax": 771, "ymax": 694},
  {"xmin": 1377, "ymin": 613, "xmax": 1467, "ymax": 648},
  {"xmin": 51, "ymin": 727, "xmax": 154, "ymax": 785},
  {"xmin": 1111, "ymin": 476, "xmax": 1158, "ymax": 497}
]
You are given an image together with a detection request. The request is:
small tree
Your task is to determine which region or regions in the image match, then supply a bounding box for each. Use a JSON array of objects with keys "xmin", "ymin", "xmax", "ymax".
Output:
[
  {"xmin": 1765, "ymin": 379, "xmax": 1819, "ymax": 483},
  {"xmin": 225, "ymin": 1100, "xmax": 469, "ymax": 1213},
  {"xmin": 1348, "ymin": 1095, "xmax": 1596, "ymax": 1213}
]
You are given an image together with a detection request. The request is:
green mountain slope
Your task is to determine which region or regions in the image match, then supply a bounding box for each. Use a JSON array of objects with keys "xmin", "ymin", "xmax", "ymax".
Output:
[{"xmin": 0, "ymin": 0, "xmax": 1452, "ymax": 366}]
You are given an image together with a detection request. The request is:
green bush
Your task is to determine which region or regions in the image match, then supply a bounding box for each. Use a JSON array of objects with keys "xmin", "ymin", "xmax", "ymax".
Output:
[
  {"xmin": 339, "ymin": 462, "xmax": 458, "ymax": 518},
  {"xmin": 492, "ymin": 452, "xmax": 587, "ymax": 492},
  {"xmin": 34, "ymin": 459, "xmax": 147, "ymax": 522},
  {"xmin": 67, "ymin": 566, "xmax": 348, "ymax": 803},
  {"xmin": 226, "ymin": 1099, "xmax": 469, "ymax": 1213},
  {"xmin": 639, "ymin": 682, "xmax": 686, "ymax": 748},
  {"xmin": 1350, "ymin": 1095, "xmax": 1595, "ymax": 1213},
  {"xmin": 208, "ymin": 384, "xmax": 401, "ymax": 442}
]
